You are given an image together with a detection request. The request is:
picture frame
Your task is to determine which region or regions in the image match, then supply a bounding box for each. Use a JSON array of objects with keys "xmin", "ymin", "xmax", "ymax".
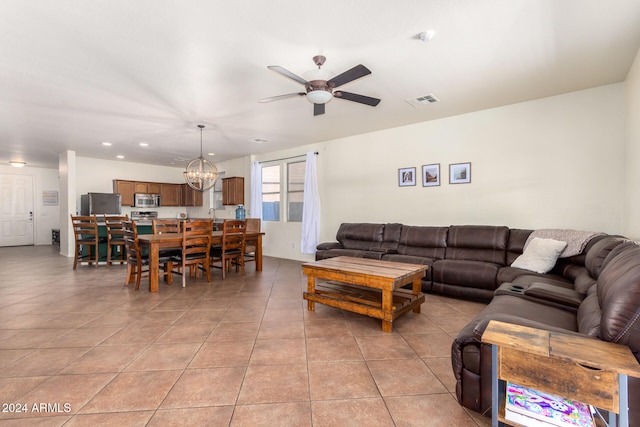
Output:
[
  {"xmin": 422, "ymin": 164, "xmax": 440, "ymax": 187},
  {"xmin": 449, "ymin": 162, "xmax": 471, "ymax": 184},
  {"xmin": 398, "ymin": 167, "xmax": 416, "ymax": 186}
]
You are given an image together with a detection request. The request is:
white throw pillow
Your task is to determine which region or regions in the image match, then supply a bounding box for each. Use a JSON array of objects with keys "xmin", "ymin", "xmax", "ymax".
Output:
[{"xmin": 511, "ymin": 238, "xmax": 568, "ymax": 274}]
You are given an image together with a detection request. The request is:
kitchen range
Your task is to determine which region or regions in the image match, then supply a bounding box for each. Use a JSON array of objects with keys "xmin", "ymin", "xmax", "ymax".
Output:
[{"xmin": 130, "ymin": 211, "xmax": 158, "ymax": 225}]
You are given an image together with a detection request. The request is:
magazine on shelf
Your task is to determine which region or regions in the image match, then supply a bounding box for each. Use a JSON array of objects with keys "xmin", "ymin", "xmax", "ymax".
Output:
[{"xmin": 504, "ymin": 382, "xmax": 595, "ymax": 427}]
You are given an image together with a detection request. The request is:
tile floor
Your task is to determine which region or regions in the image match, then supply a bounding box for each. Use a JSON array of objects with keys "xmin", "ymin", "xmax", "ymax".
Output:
[{"xmin": 0, "ymin": 245, "xmax": 492, "ymax": 426}]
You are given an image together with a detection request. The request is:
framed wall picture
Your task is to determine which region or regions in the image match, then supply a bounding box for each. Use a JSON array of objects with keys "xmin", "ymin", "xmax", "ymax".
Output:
[
  {"xmin": 422, "ymin": 164, "xmax": 440, "ymax": 187},
  {"xmin": 449, "ymin": 162, "xmax": 471, "ymax": 184},
  {"xmin": 398, "ymin": 167, "xmax": 416, "ymax": 186}
]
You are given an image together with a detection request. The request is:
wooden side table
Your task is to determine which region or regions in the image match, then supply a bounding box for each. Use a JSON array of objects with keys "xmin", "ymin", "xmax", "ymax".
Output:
[{"xmin": 482, "ymin": 320, "xmax": 640, "ymax": 427}]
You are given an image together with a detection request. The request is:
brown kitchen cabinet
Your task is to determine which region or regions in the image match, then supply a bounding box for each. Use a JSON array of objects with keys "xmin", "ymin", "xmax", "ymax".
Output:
[
  {"xmin": 134, "ymin": 182, "xmax": 161, "ymax": 194},
  {"xmin": 181, "ymin": 184, "xmax": 203, "ymax": 207},
  {"xmin": 222, "ymin": 177, "xmax": 244, "ymax": 205},
  {"xmin": 115, "ymin": 179, "xmax": 202, "ymax": 207},
  {"xmin": 113, "ymin": 180, "xmax": 135, "ymax": 206},
  {"xmin": 161, "ymin": 183, "xmax": 182, "ymax": 206}
]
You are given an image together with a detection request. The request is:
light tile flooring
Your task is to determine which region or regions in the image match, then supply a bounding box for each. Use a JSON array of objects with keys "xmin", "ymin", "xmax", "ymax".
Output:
[{"xmin": 0, "ymin": 245, "xmax": 491, "ymax": 426}]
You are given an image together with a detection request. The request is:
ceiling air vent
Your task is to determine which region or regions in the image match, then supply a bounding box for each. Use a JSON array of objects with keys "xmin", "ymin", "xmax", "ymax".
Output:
[{"xmin": 406, "ymin": 94, "xmax": 440, "ymax": 107}]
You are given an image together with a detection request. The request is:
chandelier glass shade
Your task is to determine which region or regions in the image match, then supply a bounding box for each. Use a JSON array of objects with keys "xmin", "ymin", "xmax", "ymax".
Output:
[{"xmin": 183, "ymin": 125, "xmax": 218, "ymax": 192}]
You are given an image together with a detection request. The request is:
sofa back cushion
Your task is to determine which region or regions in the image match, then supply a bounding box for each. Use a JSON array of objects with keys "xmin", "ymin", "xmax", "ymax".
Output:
[
  {"xmin": 396, "ymin": 225, "xmax": 448, "ymax": 259},
  {"xmin": 597, "ymin": 243, "xmax": 640, "ymax": 352},
  {"xmin": 506, "ymin": 229, "xmax": 533, "ymax": 265},
  {"xmin": 381, "ymin": 223, "xmax": 403, "ymax": 251},
  {"xmin": 584, "ymin": 236, "xmax": 625, "ymax": 279},
  {"xmin": 335, "ymin": 223, "xmax": 385, "ymax": 250},
  {"xmin": 445, "ymin": 225, "xmax": 509, "ymax": 265}
]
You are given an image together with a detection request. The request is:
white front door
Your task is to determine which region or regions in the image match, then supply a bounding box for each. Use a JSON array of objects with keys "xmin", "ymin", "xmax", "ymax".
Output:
[{"xmin": 0, "ymin": 174, "xmax": 34, "ymax": 246}]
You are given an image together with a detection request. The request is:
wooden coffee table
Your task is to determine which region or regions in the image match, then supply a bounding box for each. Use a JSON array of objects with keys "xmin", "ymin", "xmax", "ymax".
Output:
[{"xmin": 302, "ymin": 256, "xmax": 427, "ymax": 332}]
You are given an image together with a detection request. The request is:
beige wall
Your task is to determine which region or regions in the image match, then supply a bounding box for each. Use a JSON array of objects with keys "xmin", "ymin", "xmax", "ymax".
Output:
[
  {"xmin": 254, "ymin": 83, "xmax": 627, "ymax": 261},
  {"xmin": 624, "ymin": 48, "xmax": 640, "ymax": 240},
  {"xmin": 9, "ymin": 80, "xmax": 634, "ymax": 260}
]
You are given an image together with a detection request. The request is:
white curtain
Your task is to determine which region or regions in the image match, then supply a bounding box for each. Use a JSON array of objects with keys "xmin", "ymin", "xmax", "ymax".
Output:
[
  {"xmin": 250, "ymin": 161, "xmax": 262, "ymax": 219},
  {"xmin": 301, "ymin": 152, "xmax": 320, "ymax": 254}
]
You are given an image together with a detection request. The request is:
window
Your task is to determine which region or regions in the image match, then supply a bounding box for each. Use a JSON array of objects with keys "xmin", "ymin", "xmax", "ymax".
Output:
[
  {"xmin": 261, "ymin": 165, "xmax": 280, "ymax": 221},
  {"xmin": 287, "ymin": 161, "xmax": 305, "ymax": 222},
  {"xmin": 260, "ymin": 159, "xmax": 306, "ymax": 222},
  {"xmin": 211, "ymin": 171, "xmax": 225, "ymax": 210}
]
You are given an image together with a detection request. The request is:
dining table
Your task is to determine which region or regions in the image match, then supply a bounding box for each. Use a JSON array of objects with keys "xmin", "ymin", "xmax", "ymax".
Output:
[{"xmin": 137, "ymin": 230, "xmax": 265, "ymax": 292}]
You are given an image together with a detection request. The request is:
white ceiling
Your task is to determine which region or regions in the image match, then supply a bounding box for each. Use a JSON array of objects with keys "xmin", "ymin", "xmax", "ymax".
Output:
[{"xmin": 2, "ymin": 0, "xmax": 640, "ymax": 169}]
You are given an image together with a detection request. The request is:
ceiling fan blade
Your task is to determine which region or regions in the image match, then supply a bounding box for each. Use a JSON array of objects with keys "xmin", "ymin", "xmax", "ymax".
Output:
[
  {"xmin": 258, "ymin": 92, "xmax": 306, "ymax": 103},
  {"xmin": 334, "ymin": 91, "xmax": 381, "ymax": 107},
  {"xmin": 313, "ymin": 103, "xmax": 325, "ymax": 116},
  {"xmin": 327, "ymin": 64, "xmax": 371, "ymax": 88},
  {"xmin": 267, "ymin": 66, "xmax": 310, "ymax": 85}
]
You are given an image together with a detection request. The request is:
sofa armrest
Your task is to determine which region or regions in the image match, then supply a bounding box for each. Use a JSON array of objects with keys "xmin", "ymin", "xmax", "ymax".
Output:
[
  {"xmin": 316, "ymin": 242, "xmax": 342, "ymax": 250},
  {"xmin": 524, "ymin": 282, "xmax": 584, "ymax": 308}
]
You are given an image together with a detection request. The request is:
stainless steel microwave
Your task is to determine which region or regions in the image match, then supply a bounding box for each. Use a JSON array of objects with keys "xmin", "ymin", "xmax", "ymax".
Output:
[{"xmin": 134, "ymin": 193, "xmax": 161, "ymax": 208}]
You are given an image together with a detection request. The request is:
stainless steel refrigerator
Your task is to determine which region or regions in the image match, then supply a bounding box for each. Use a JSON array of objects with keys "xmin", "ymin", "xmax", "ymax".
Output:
[{"xmin": 80, "ymin": 193, "xmax": 122, "ymax": 215}]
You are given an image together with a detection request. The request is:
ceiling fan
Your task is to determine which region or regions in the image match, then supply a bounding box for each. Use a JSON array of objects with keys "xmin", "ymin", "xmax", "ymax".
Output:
[{"xmin": 259, "ymin": 55, "xmax": 381, "ymax": 116}]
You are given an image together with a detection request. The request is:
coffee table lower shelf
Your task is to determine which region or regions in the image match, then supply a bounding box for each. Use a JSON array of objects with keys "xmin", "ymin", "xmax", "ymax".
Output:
[{"xmin": 304, "ymin": 281, "xmax": 425, "ymax": 327}]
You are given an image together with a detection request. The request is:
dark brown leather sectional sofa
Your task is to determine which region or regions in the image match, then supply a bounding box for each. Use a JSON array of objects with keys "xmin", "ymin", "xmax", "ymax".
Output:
[{"xmin": 316, "ymin": 223, "xmax": 640, "ymax": 424}]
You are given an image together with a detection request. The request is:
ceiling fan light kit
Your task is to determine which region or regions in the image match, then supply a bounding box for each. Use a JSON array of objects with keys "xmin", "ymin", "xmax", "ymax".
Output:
[
  {"xmin": 183, "ymin": 124, "xmax": 219, "ymax": 192},
  {"xmin": 306, "ymin": 90, "xmax": 332, "ymax": 104},
  {"xmin": 263, "ymin": 55, "xmax": 381, "ymax": 116}
]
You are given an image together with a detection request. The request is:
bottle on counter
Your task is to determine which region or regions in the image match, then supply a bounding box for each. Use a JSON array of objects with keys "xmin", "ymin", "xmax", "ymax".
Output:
[{"xmin": 235, "ymin": 204, "xmax": 246, "ymax": 220}]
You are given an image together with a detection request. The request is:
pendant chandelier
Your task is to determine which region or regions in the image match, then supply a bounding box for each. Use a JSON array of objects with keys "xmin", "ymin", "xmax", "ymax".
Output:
[{"xmin": 183, "ymin": 124, "xmax": 219, "ymax": 192}]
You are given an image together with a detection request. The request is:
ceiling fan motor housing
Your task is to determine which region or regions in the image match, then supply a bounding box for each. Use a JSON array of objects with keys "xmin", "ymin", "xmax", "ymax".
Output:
[{"xmin": 306, "ymin": 80, "xmax": 332, "ymax": 94}]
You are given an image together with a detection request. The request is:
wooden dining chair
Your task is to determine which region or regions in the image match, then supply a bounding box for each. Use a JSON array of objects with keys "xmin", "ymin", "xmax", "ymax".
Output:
[
  {"xmin": 176, "ymin": 219, "xmax": 213, "ymax": 287},
  {"xmin": 210, "ymin": 219, "xmax": 247, "ymax": 279},
  {"xmin": 152, "ymin": 218, "xmax": 180, "ymax": 234},
  {"xmin": 151, "ymin": 218, "xmax": 183, "ymax": 258},
  {"xmin": 123, "ymin": 220, "xmax": 174, "ymax": 290},
  {"xmin": 105, "ymin": 215, "xmax": 129, "ymax": 267},
  {"xmin": 243, "ymin": 218, "xmax": 261, "ymax": 268},
  {"xmin": 71, "ymin": 214, "xmax": 99, "ymax": 269}
]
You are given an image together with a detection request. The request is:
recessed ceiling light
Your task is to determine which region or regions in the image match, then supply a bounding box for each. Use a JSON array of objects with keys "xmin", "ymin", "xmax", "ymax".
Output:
[
  {"xmin": 208, "ymin": 152, "xmax": 215, "ymax": 156},
  {"xmin": 116, "ymin": 155, "xmax": 124, "ymax": 159},
  {"xmin": 9, "ymin": 161, "xmax": 26, "ymax": 167},
  {"xmin": 418, "ymin": 31, "xmax": 435, "ymax": 42},
  {"xmin": 102, "ymin": 142, "xmax": 112, "ymax": 146},
  {"xmin": 139, "ymin": 142, "xmax": 148, "ymax": 147},
  {"xmin": 250, "ymin": 138, "xmax": 270, "ymax": 144}
]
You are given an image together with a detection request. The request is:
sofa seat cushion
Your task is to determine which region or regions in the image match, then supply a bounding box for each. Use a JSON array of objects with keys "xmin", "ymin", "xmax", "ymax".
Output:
[
  {"xmin": 433, "ymin": 259, "xmax": 501, "ymax": 290},
  {"xmin": 381, "ymin": 254, "xmax": 435, "ymax": 280},
  {"xmin": 320, "ymin": 248, "xmax": 366, "ymax": 259},
  {"xmin": 482, "ymin": 296, "xmax": 578, "ymax": 333}
]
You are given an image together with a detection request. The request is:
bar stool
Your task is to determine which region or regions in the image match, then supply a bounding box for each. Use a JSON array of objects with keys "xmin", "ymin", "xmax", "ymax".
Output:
[
  {"xmin": 105, "ymin": 215, "xmax": 129, "ymax": 267},
  {"xmin": 71, "ymin": 214, "xmax": 99, "ymax": 269}
]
